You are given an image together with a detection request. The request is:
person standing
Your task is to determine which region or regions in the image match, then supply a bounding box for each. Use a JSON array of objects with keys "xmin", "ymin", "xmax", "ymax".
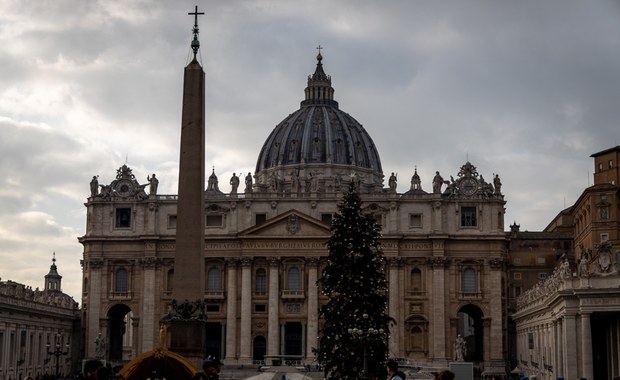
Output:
[
  {"xmin": 386, "ymin": 360, "xmax": 403, "ymax": 380},
  {"xmin": 202, "ymin": 358, "xmax": 223, "ymax": 380}
]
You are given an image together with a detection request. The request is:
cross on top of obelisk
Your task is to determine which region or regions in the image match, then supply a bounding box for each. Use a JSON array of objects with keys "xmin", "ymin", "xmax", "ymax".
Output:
[{"xmin": 188, "ymin": 5, "xmax": 205, "ymax": 59}]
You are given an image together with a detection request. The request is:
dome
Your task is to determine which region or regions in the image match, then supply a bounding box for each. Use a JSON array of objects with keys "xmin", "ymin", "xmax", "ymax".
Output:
[{"xmin": 255, "ymin": 52, "xmax": 383, "ymax": 193}]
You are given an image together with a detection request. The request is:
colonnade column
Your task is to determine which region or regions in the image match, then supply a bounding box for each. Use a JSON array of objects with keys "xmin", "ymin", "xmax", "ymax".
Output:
[
  {"xmin": 267, "ymin": 257, "xmax": 280, "ymax": 359},
  {"xmin": 224, "ymin": 258, "xmax": 238, "ymax": 363},
  {"xmin": 563, "ymin": 314, "xmax": 577, "ymax": 380},
  {"xmin": 554, "ymin": 319, "xmax": 563, "ymax": 377},
  {"xmin": 306, "ymin": 258, "xmax": 319, "ymax": 363},
  {"xmin": 239, "ymin": 257, "xmax": 253, "ymax": 364},
  {"xmin": 388, "ymin": 258, "xmax": 400, "ymax": 357},
  {"xmin": 140, "ymin": 256, "xmax": 158, "ymax": 351},
  {"xmin": 87, "ymin": 259, "xmax": 104, "ymax": 358},
  {"xmin": 428, "ymin": 248, "xmax": 447, "ymax": 361},
  {"xmin": 580, "ymin": 312, "xmax": 593, "ymax": 380}
]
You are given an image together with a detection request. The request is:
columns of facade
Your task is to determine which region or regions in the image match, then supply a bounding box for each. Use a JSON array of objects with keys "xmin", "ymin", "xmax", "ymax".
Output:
[
  {"xmin": 428, "ymin": 251, "xmax": 448, "ymax": 361},
  {"xmin": 306, "ymin": 258, "xmax": 319, "ymax": 363},
  {"xmin": 388, "ymin": 258, "xmax": 400, "ymax": 357},
  {"xmin": 267, "ymin": 257, "xmax": 280, "ymax": 358},
  {"xmin": 488, "ymin": 259, "xmax": 504, "ymax": 367},
  {"xmin": 239, "ymin": 258, "xmax": 253, "ymax": 364},
  {"xmin": 554, "ymin": 319, "xmax": 563, "ymax": 377},
  {"xmin": 563, "ymin": 314, "xmax": 577, "ymax": 380},
  {"xmin": 580, "ymin": 312, "xmax": 593, "ymax": 380},
  {"xmin": 87, "ymin": 259, "xmax": 104, "ymax": 358},
  {"xmin": 140, "ymin": 256, "xmax": 158, "ymax": 351},
  {"xmin": 224, "ymin": 258, "xmax": 238, "ymax": 363}
]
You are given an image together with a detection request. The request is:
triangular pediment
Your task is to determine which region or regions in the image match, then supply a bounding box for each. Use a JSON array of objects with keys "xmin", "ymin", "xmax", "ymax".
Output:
[{"xmin": 240, "ymin": 209, "xmax": 331, "ymax": 237}]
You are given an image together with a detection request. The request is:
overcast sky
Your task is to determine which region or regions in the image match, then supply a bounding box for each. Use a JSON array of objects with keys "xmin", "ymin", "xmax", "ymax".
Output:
[{"xmin": 1, "ymin": 0, "xmax": 619, "ymax": 302}]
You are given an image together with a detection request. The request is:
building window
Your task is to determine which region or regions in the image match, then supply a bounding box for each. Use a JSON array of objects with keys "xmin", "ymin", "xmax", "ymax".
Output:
[
  {"xmin": 609, "ymin": 159, "xmax": 614, "ymax": 169},
  {"xmin": 514, "ymin": 286, "xmax": 522, "ymax": 298},
  {"xmin": 115, "ymin": 268, "xmax": 128, "ymax": 292},
  {"xmin": 207, "ymin": 268, "xmax": 221, "ymax": 291},
  {"xmin": 255, "ymin": 304, "xmax": 266, "ymax": 313},
  {"xmin": 168, "ymin": 215, "xmax": 177, "ymax": 228},
  {"xmin": 409, "ymin": 214, "xmax": 422, "ymax": 228},
  {"xmin": 255, "ymin": 268, "xmax": 267, "ymax": 294},
  {"xmin": 206, "ymin": 304, "xmax": 220, "ymax": 313},
  {"xmin": 600, "ymin": 207, "xmax": 609, "ymax": 220},
  {"xmin": 513, "ymin": 257, "xmax": 521, "ymax": 265},
  {"xmin": 598, "ymin": 162, "xmax": 603, "ymax": 172},
  {"xmin": 461, "ymin": 207, "xmax": 477, "ymax": 227},
  {"xmin": 287, "ymin": 267, "xmax": 301, "ymax": 291},
  {"xmin": 206, "ymin": 215, "xmax": 223, "ymax": 227},
  {"xmin": 462, "ymin": 268, "xmax": 476, "ymax": 293},
  {"xmin": 321, "ymin": 213, "xmax": 333, "ymax": 225},
  {"xmin": 513, "ymin": 272, "xmax": 522, "ymax": 280},
  {"xmin": 538, "ymin": 272, "xmax": 548, "ymax": 280},
  {"xmin": 601, "ymin": 233, "xmax": 609, "ymax": 242},
  {"xmin": 255, "ymin": 213, "xmax": 267, "ymax": 225},
  {"xmin": 166, "ymin": 269, "xmax": 174, "ymax": 292},
  {"xmin": 537, "ymin": 257, "xmax": 546, "ymax": 265},
  {"xmin": 410, "ymin": 268, "xmax": 422, "ymax": 292},
  {"xmin": 115, "ymin": 208, "xmax": 131, "ymax": 228}
]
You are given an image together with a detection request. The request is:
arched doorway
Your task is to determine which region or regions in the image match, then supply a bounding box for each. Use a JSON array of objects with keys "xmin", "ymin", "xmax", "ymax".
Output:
[
  {"xmin": 456, "ymin": 304, "xmax": 484, "ymax": 362},
  {"xmin": 107, "ymin": 304, "xmax": 132, "ymax": 361}
]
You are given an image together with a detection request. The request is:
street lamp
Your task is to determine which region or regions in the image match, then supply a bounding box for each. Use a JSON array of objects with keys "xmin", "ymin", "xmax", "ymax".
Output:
[
  {"xmin": 347, "ymin": 313, "xmax": 386, "ymax": 380},
  {"xmin": 47, "ymin": 333, "xmax": 70, "ymax": 379}
]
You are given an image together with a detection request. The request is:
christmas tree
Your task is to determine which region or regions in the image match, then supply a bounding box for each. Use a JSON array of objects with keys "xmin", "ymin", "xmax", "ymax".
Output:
[{"xmin": 316, "ymin": 180, "xmax": 393, "ymax": 380}]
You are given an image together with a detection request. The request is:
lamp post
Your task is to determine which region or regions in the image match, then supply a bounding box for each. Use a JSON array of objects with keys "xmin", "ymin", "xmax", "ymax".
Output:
[
  {"xmin": 347, "ymin": 313, "xmax": 386, "ymax": 380},
  {"xmin": 47, "ymin": 333, "xmax": 70, "ymax": 379}
]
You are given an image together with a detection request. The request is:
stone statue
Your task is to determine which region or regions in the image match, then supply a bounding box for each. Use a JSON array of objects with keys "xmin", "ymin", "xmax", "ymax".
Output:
[
  {"xmin": 333, "ymin": 174, "xmax": 341, "ymax": 191},
  {"xmin": 432, "ymin": 171, "xmax": 444, "ymax": 194},
  {"xmin": 229, "ymin": 173, "xmax": 240, "ymax": 194},
  {"xmin": 147, "ymin": 174, "xmax": 159, "ymax": 195},
  {"xmin": 245, "ymin": 172, "xmax": 253, "ymax": 193},
  {"xmin": 291, "ymin": 171, "xmax": 300, "ymax": 193},
  {"xmin": 579, "ymin": 256, "xmax": 589, "ymax": 278},
  {"xmin": 454, "ymin": 334, "xmax": 466, "ymax": 361},
  {"xmin": 94, "ymin": 333, "xmax": 105, "ymax": 359},
  {"xmin": 493, "ymin": 174, "xmax": 502, "ymax": 195},
  {"xmin": 388, "ymin": 172, "xmax": 397, "ymax": 192},
  {"xmin": 90, "ymin": 176, "xmax": 99, "ymax": 196}
]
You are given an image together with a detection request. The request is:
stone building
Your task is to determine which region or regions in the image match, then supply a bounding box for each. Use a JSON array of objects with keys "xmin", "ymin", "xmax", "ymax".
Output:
[
  {"xmin": 79, "ymin": 51, "xmax": 510, "ymax": 377},
  {"xmin": 513, "ymin": 146, "xmax": 620, "ymax": 380},
  {"xmin": 0, "ymin": 255, "xmax": 79, "ymax": 380}
]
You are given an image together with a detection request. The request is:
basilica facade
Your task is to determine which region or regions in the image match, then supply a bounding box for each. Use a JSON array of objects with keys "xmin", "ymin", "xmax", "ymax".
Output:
[{"xmin": 79, "ymin": 52, "xmax": 509, "ymax": 376}]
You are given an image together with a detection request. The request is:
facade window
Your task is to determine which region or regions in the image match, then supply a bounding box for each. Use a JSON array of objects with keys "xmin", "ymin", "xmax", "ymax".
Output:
[
  {"xmin": 461, "ymin": 207, "xmax": 477, "ymax": 227},
  {"xmin": 255, "ymin": 268, "xmax": 267, "ymax": 294},
  {"xmin": 206, "ymin": 304, "xmax": 220, "ymax": 313},
  {"xmin": 321, "ymin": 213, "xmax": 333, "ymax": 225},
  {"xmin": 166, "ymin": 269, "xmax": 174, "ymax": 292},
  {"xmin": 168, "ymin": 215, "xmax": 177, "ymax": 228},
  {"xmin": 287, "ymin": 267, "xmax": 301, "ymax": 291},
  {"xmin": 513, "ymin": 272, "xmax": 522, "ymax": 280},
  {"xmin": 462, "ymin": 268, "xmax": 476, "ymax": 293},
  {"xmin": 601, "ymin": 233, "xmax": 609, "ymax": 242},
  {"xmin": 410, "ymin": 268, "xmax": 422, "ymax": 292},
  {"xmin": 538, "ymin": 272, "xmax": 548, "ymax": 280},
  {"xmin": 206, "ymin": 215, "xmax": 223, "ymax": 227},
  {"xmin": 409, "ymin": 214, "xmax": 422, "ymax": 228},
  {"xmin": 255, "ymin": 213, "xmax": 267, "ymax": 225},
  {"xmin": 537, "ymin": 257, "xmax": 546, "ymax": 265},
  {"xmin": 598, "ymin": 162, "xmax": 603, "ymax": 172},
  {"xmin": 115, "ymin": 208, "xmax": 131, "ymax": 228},
  {"xmin": 207, "ymin": 268, "xmax": 221, "ymax": 291},
  {"xmin": 600, "ymin": 207, "xmax": 609, "ymax": 220},
  {"xmin": 514, "ymin": 286, "xmax": 522, "ymax": 298},
  {"xmin": 115, "ymin": 268, "xmax": 128, "ymax": 292},
  {"xmin": 513, "ymin": 257, "xmax": 521, "ymax": 265},
  {"xmin": 255, "ymin": 304, "xmax": 267, "ymax": 313},
  {"xmin": 609, "ymin": 159, "xmax": 614, "ymax": 169}
]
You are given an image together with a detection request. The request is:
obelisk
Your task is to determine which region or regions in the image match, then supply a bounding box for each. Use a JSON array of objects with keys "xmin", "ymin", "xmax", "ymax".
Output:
[{"xmin": 168, "ymin": 6, "xmax": 207, "ymax": 362}]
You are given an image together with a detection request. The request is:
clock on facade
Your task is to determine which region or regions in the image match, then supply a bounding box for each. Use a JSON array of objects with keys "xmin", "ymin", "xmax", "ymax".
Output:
[{"xmin": 460, "ymin": 178, "xmax": 478, "ymax": 195}]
